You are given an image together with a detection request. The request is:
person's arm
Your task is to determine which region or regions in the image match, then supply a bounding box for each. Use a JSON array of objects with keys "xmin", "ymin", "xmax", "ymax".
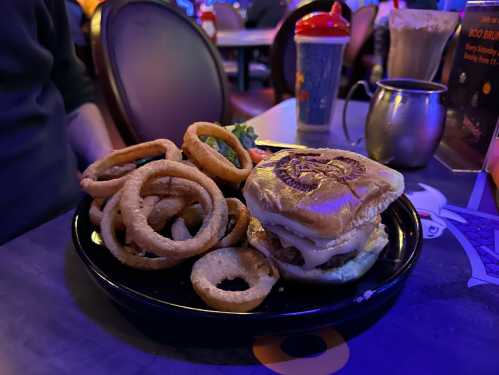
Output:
[
  {"xmin": 67, "ymin": 103, "xmax": 113, "ymax": 166},
  {"xmin": 51, "ymin": 0, "xmax": 112, "ymax": 164}
]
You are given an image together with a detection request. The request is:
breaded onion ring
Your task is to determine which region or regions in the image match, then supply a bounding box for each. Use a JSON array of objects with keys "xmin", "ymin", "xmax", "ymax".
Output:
[
  {"xmin": 144, "ymin": 177, "xmax": 214, "ymax": 231},
  {"xmin": 99, "ymin": 163, "xmax": 137, "ymax": 181},
  {"xmin": 90, "ymin": 194, "xmax": 158, "ymax": 231},
  {"xmin": 89, "ymin": 198, "xmax": 105, "ymax": 227},
  {"xmin": 191, "ymin": 247, "xmax": 279, "ymax": 312},
  {"xmin": 180, "ymin": 204, "xmax": 204, "ymax": 229},
  {"xmin": 217, "ymin": 198, "xmax": 250, "ymax": 248},
  {"xmin": 120, "ymin": 160, "xmax": 228, "ymax": 258},
  {"xmin": 89, "ymin": 198, "xmax": 127, "ymax": 231},
  {"xmin": 125, "ymin": 195, "xmax": 161, "ymax": 244},
  {"xmin": 100, "ymin": 192, "xmax": 182, "ymax": 270},
  {"xmin": 171, "ymin": 198, "xmax": 249, "ymax": 248},
  {"xmin": 81, "ymin": 139, "xmax": 182, "ymax": 198},
  {"xmin": 171, "ymin": 217, "xmax": 193, "ymax": 241},
  {"xmin": 181, "ymin": 159, "xmax": 198, "ymax": 169},
  {"xmin": 148, "ymin": 196, "xmax": 188, "ymax": 232},
  {"xmin": 141, "ymin": 195, "xmax": 161, "ymax": 216},
  {"xmin": 182, "ymin": 122, "xmax": 252, "ymax": 184},
  {"xmin": 142, "ymin": 176, "xmax": 210, "ymax": 200}
]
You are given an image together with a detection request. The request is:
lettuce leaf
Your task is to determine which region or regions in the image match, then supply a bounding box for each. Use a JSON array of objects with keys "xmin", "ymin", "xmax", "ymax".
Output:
[{"xmin": 200, "ymin": 124, "xmax": 257, "ymax": 168}]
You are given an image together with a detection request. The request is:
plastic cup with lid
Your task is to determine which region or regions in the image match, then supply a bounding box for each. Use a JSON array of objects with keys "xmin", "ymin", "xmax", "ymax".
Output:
[{"xmin": 295, "ymin": 2, "xmax": 350, "ymax": 132}]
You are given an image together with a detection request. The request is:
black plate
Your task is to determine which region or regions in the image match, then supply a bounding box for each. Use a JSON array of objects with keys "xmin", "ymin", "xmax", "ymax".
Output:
[{"xmin": 72, "ymin": 194, "xmax": 422, "ymax": 336}]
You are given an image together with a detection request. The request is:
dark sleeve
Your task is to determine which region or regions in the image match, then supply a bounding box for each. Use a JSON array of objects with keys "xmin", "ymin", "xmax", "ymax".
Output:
[
  {"xmin": 245, "ymin": 0, "xmax": 265, "ymax": 28},
  {"xmin": 50, "ymin": 0, "xmax": 95, "ymax": 113}
]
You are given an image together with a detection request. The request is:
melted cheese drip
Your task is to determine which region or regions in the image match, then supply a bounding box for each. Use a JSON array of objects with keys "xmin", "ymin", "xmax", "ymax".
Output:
[{"xmin": 266, "ymin": 223, "xmax": 377, "ymax": 270}]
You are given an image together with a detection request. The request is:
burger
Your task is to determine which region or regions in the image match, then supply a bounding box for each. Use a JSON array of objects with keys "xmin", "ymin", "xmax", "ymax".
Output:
[{"xmin": 243, "ymin": 148, "xmax": 404, "ymax": 284}]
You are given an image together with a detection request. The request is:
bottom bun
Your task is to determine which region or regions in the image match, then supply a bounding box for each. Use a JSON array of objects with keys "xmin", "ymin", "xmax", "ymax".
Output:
[{"xmin": 248, "ymin": 218, "xmax": 388, "ymax": 284}]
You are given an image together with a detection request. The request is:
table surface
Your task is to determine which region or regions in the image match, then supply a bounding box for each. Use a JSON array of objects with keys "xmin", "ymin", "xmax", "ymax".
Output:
[
  {"xmin": 216, "ymin": 28, "xmax": 275, "ymax": 47},
  {"xmin": 1, "ymin": 99, "xmax": 498, "ymax": 375}
]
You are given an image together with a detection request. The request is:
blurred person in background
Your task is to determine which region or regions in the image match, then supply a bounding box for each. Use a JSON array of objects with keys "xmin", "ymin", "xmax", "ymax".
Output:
[
  {"xmin": 246, "ymin": 0, "xmax": 287, "ymax": 28},
  {"xmin": 0, "ymin": 2, "xmax": 112, "ymax": 244}
]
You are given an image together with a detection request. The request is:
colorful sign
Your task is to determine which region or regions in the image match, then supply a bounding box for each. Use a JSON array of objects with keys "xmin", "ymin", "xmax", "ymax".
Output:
[{"xmin": 437, "ymin": 0, "xmax": 499, "ymax": 171}]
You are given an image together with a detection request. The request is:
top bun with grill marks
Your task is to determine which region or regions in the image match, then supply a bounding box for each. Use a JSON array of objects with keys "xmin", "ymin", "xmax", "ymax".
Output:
[{"xmin": 243, "ymin": 148, "xmax": 404, "ymax": 240}]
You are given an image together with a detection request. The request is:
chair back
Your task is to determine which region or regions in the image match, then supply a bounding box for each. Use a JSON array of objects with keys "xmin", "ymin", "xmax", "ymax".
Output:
[
  {"xmin": 213, "ymin": 3, "xmax": 244, "ymax": 30},
  {"xmin": 344, "ymin": 5, "xmax": 377, "ymax": 67},
  {"xmin": 91, "ymin": 0, "xmax": 230, "ymax": 145},
  {"xmin": 270, "ymin": 0, "xmax": 352, "ymax": 102}
]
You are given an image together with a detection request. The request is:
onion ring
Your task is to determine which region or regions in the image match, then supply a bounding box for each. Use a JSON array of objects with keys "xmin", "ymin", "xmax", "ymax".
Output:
[
  {"xmin": 89, "ymin": 197, "xmax": 127, "ymax": 231},
  {"xmin": 171, "ymin": 218, "xmax": 193, "ymax": 241},
  {"xmin": 142, "ymin": 195, "xmax": 161, "ymax": 217},
  {"xmin": 100, "ymin": 192, "xmax": 182, "ymax": 270},
  {"xmin": 81, "ymin": 139, "xmax": 182, "ymax": 198},
  {"xmin": 99, "ymin": 163, "xmax": 137, "ymax": 181},
  {"xmin": 120, "ymin": 160, "xmax": 228, "ymax": 258},
  {"xmin": 181, "ymin": 159, "xmax": 198, "ymax": 169},
  {"xmin": 171, "ymin": 198, "xmax": 249, "ymax": 248},
  {"xmin": 148, "ymin": 196, "xmax": 188, "ymax": 232},
  {"xmin": 191, "ymin": 247, "xmax": 279, "ymax": 312},
  {"xmin": 88, "ymin": 194, "xmax": 157, "ymax": 231},
  {"xmin": 180, "ymin": 204, "xmax": 205, "ymax": 229},
  {"xmin": 143, "ymin": 176, "xmax": 214, "ymax": 231},
  {"xmin": 125, "ymin": 195, "xmax": 160, "ymax": 244},
  {"xmin": 142, "ymin": 176, "xmax": 211, "ymax": 200},
  {"xmin": 217, "ymin": 198, "xmax": 250, "ymax": 248},
  {"xmin": 182, "ymin": 122, "xmax": 252, "ymax": 184},
  {"xmin": 89, "ymin": 198, "xmax": 105, "ymax": 227}
]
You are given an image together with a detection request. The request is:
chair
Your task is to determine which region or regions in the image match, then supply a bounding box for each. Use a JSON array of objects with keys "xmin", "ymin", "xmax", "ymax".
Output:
[
  {"xmin": 213, "ymin": 3, "xmax": 244, "ymax": 31},
  {"xmin": 230, "ymin": 0, "xmax": 352, "ymax": 120},
  {"xmin": 91, "ymin": 0, "xmax": 230, "ymax": 145}
]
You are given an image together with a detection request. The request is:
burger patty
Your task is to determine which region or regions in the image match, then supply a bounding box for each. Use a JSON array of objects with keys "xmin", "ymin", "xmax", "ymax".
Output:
[{"xmin": 266, "ymin": 231, "xmax": 359, "ymax": 270}]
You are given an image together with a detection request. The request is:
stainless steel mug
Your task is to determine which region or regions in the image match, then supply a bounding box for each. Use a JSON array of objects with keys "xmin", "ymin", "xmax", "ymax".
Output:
[{"xmin": 342, "ymin": 79, "xmax": 448, "ymax": 168}]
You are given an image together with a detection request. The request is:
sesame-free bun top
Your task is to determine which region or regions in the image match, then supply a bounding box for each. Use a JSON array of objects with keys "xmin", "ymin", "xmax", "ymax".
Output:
[{"xmin": 243, "ymin": 148, "xmax": 404, "ymax": 239}]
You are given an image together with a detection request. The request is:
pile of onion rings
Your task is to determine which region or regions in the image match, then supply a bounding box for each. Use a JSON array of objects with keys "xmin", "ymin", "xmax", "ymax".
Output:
[
  {"xmin": 171, "ymin": 198, "xmax": 250, "ymax": 249},
  {"xmin": 79, "ymin": 123, "xmax": 278, "ymax": 312}
]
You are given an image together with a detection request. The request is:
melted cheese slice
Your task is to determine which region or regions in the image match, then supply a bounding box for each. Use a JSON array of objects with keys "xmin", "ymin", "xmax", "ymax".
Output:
[{"xmin": 265, "ymin": 222, "xmax": 378, "ymax": 270}]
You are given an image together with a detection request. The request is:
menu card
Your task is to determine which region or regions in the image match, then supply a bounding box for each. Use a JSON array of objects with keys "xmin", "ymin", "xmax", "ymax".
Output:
[{"xmin": 437, "ymin": 0, "xmax": 499, "ymax": 172}]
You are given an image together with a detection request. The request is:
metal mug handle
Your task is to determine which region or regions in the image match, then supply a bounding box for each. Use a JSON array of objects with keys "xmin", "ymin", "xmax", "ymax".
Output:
[{"xmin": 342, "ymin": 80, "xmax": 373, "ymax": 146}]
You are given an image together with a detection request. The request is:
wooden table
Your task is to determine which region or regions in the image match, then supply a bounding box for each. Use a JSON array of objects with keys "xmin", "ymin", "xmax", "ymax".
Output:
[
  {"xmin": 216, "ymin": 28, "xmax": 275, "ymax": 91},
  {"xmin": 1, "ymin": 100, "xmax": 498, "ymax": 374}
]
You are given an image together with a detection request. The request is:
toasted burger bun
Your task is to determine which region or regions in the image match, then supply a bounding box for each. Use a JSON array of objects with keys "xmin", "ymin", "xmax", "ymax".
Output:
[
  {"xmin": 243, "ymin": 148, "xmax": 404, "ymax": 240},
  {"xmin": 247, "ymin": 218, "xmax": 388, "ymax": 284}
]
